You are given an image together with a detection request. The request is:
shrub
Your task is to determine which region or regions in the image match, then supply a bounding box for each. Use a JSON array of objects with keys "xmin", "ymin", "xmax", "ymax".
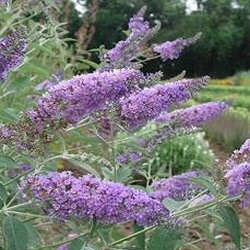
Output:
[
  {"xmin": 150, "ymin": 132, "xmax": 215, "ymax": 175},
  {"xmin": 0, "ymin": 3, "xmax": 248, "ymax": 250}
]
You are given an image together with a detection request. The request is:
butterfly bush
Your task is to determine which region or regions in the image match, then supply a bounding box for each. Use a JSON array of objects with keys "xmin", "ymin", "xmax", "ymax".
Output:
[
  {"xmin": 0, "ymin": 27, "xmax": 27, "ymax": 80},
  {"xmin": 2, "ymin": 6, "xmax": 245, "ymax": 248},
  {"xmin": 20, "ymin": 171, "xmax": 170, "ymax": 226}
]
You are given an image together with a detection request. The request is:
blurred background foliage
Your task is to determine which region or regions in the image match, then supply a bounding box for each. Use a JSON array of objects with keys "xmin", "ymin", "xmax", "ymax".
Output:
[{"xmin": 69, "ymin": 0, "xmax": 250, "ymax": 78}]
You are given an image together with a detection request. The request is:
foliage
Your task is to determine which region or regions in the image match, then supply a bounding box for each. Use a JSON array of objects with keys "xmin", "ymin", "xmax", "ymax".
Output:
[{"xmin": 150, "ymin": 132, "xmax": 215, "ymax": 175}]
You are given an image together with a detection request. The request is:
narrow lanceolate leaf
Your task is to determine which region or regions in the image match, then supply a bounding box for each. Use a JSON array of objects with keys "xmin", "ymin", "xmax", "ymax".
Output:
[
  {"xmin": 219, "ymin": 205, "xmax": 241, "ymax": 250},
  {"xmin": 189, "ymin": 176, "xmax": 217, "ymax": 195},
  {"xmin": 69, "ymin": 237, "xmax": 85, "ymax": 250},
  {"xmin": 147, "ymin": 226, "xmax": 183, "ymax": 250},
  {"xmin": 78, "ymin": 59, "xmax": 100, "ymax": 69},
  {"xmin": 163, "ymin": 198, "xmax": 186, "ymax": 213},
  {"xmin": 2, "ymin": 216, "xmax": 28, "ymax": 250}
]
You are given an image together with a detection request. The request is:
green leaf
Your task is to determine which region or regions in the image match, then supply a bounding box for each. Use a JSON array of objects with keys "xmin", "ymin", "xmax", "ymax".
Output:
[
  {"xmin": 116, "ymin": 166, "xmax": 132, "ymax": 183},
  {"xmin": 77, "ymin": 59, "xmax": 100, "ymax": 69},
  {"xmin": 0, "ymin": 183, "xmax": 8, "ymax": 203},
  {"xmin": 20, "ymin": 64, "xmax": 49, "ymax": 78},
  {"xmin": 163, "ymin": 198, "xmax": 186, "ymax": 213},
  {"xmin": 2, "ymin": 216, "xmax": 28, "ymax": 250},
  {"xmin": 69, "ymin": 238, "xmax": 84, "ymax": 250},
  {"xmin": 62, "ymin": 157, "xmax": 100, "ymax": 178},
  {"xmin": 102, "ymin": 167, "xmax": 114, "ymax": 180},
  {"xmin": 147, "ymin": 226, "xmax": 183, "ymax": 250},
  {"xmin": 219, "ymin": 205, "xmax": 241, "ymax": 250},
  {"xmin": 25, "ymin": 222, "xmax": 40, "ymax": 248},
  {"xmin": 0, "ymin": 109, "xmax": 18, "ymax": 123},
  {"xmin": 189, "ymin": 176, "xmax": 217, "ymax": 195},
  {"xmin": 0, "ymin": 155, "xmax": 18, "ymax": 169}
]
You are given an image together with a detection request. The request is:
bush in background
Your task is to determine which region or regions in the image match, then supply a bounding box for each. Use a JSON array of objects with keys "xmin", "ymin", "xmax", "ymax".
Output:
[
  {"xmin": 204, "ymin": 107, "xmax": 250, "ymax": 152},
  {"xmin": 151, "ymin": 132, "xmax": 215, "ymax": 176}
]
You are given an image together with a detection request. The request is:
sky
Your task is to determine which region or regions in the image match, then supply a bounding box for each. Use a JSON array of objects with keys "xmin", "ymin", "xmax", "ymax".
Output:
[
  {"xmin": 70, "ymin": 0, "xmax": 199, "ymax": 15},
  {"xmin": 186, "ymin": 0, "xmax": 198, "ymax": 13}
]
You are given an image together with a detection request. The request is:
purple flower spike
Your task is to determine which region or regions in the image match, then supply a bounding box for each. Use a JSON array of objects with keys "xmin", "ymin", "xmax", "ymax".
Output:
[
  {"xmin": 226, "ymin": 139, "xmax": 250, "ymax": 169},
  {"xmin": 20, "ymin": 171, "xmax": 169, "ymax": 226},
  {"xmin": 119, "ymin": 77, "xmax": 209, "ymax": 128},
  {"xmin": 0, "ymin": 27, "xmax": 27, "ymax": 81},
  {"xmin": 153, "ymin": 33, "xmax": 201, "ymax": 62},
  {"xmin": 155, "ymin": 101, "xmax": 229, "ymax": 127},
  {"xmin": 28, "ymin": 68, "xmax": 142, "ymax": 130},
  {"xmin": 225, "ymin": 162, "xmax": 250, "ymax": 206},
  {"xmin": 128, "ymin": 6, "xmax": 150, "ymax": 40},
  {"xmin": 107, "ymin": 6, "xmax": 150, "ymax": 62},
  {"xmin": 150, "ymin": 171, "xmax": 204, "ymax": 201}
]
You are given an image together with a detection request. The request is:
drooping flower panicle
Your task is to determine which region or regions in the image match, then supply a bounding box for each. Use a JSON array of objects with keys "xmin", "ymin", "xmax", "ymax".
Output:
[
  {"xmin": 119, "ymin": 77, "xmax": 209, "ymax": 128},
  {"xmin": 106, "ymin": 7, "xmax": 150, "ymax": 61},
  {"xmin": 20, "ymin": 171, "xmax": 169, "ymax": 226},
  {"xmin": 226, "ymin": 139, "xmax": 250, "ymax": 169},
  {"xmin": 225, "ymin": 162, "xmax": 250, "ymax": 206},
  {"xmin": 28, "ymin": 68, "xmax": 142, "ymax": 131},
  {"xmin": 155, "ymin": 101, "xmax": 229, "ymax": 127},
  {"xmin": 153, "ymin": 33, "xmax": 201, "ymax": 62}
]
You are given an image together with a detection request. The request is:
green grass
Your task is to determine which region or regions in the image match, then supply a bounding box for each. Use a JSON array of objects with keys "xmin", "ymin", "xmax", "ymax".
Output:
[{"xmin": 195, "ymin": 85, "xmax": 250, "ymax": 110}]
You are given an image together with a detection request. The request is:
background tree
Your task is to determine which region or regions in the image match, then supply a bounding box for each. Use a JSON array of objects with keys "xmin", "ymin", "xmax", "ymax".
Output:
[{"xmin": 77, "ymin": 0, "xmax": 250, "ymax": 77}]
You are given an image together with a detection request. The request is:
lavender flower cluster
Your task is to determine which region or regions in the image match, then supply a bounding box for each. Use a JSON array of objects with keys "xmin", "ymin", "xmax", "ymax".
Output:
[
  {"xmin": 155, "ymin": 101, "xmax": 230, "ymax": 127},
  {"xmin": 119, "ymin": 77, "xmax": 209, "ymax": 128},
  {"xmin": 116, "ymin": 101, "xmax": 229, "ymax": 165},
  {"xmin": 27, "ymin": 68, "xmax": 142, "ymax": 131},
  {"xmin": 225, "ymin": 139, "xmax": 250, "ymax": 205},
  {"xmin": 153, "ymin": 33, "xmax": 202, "ymax": 62},
  {"xmin": 150, "ymin": 171, "xmax": 204, "ymax": 201},
  {"xmin": 226, "ymin": 139, "xmax": 250, "ymax": 169},
  {"xmin": 103, "ymin": 6, "xmax": 151, "ymax": 69},
  {"xmin": 20, "ymin": 171, "xmax": 169, "ymax": 226},
  {"xmin": 225, "ymin": 162, "xmax": 250, "ymax": 206},
  {"xmin": 0, "ymin": 27, "xmax": 27, "ymax": 81}
]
